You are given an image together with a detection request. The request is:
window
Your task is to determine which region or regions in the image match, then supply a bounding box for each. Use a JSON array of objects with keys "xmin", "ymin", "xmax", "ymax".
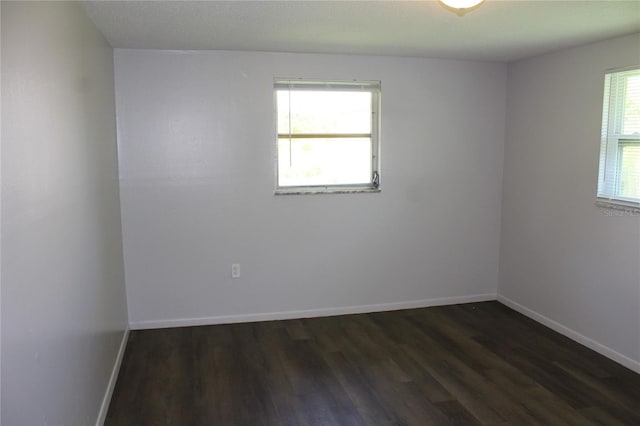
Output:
[
  {"xmin": 597, "ymin": 67, "xmax": 640, "ymax": 209},
  {"xmin": 275, "ymin": 80, "xmax": 380, "ymax": 194}
]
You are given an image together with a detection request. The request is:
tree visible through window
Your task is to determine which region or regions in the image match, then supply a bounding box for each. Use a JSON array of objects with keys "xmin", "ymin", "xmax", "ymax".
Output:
[{"xmin": 275, "ymin": 80, "xmax": 380, "ymax": 193}]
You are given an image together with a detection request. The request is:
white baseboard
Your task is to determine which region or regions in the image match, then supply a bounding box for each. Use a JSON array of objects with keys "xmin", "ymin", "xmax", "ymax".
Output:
[
  {"xmin": 96, "ymin": 327, "xmax": 130, "ymax": 426},
  {"xmin": 497, "ymin": 294, "xmax": 640, "ymax": 374},
  {"xmin": 129, "ymin": 293, "xmax": 497, "ymax": 330}
]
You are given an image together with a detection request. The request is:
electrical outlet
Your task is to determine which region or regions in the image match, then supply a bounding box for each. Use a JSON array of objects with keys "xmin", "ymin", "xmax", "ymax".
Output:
[{"xmin": 231, "ymin": 263, "xmax": 240, "ymax": 278}]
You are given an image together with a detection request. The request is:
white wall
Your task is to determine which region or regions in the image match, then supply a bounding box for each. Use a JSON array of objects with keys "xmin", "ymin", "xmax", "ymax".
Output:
[
  {"xmin": 0, "ymin": 3, "xmax": 3, "ymax": 422},
  {"xmin": 499, "ymin": 33, "xmax": 640, "ymax": 372},
  {"xmin": 115, "ymin": 49, "xmax": 506, "ymax": 328},
  {"xmin": 1, "ymin": 2, "xmax": 128, "ymax": 424}
]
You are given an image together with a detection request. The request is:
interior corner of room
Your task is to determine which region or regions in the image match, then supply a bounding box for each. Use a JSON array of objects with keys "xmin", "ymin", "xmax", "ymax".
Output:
[{"xmin": 1, "ymin": 0, "xmax": 639, "ymax": 424}]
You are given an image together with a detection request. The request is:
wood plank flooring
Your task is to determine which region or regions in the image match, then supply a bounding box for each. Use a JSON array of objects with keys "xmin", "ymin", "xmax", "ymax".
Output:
[{"xmin": 105, "ymin": 302, "xmax": 640, "ymax": 425}]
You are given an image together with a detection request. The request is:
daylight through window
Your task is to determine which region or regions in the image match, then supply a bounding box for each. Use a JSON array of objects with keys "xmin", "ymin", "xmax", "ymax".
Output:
[
  {"xmin": 275, "ymin": 80, "xmax": 380, "ymax": 193},
  {"xmin": 597, "ymin": 67, "xmax": 640, "ymax": 208}
]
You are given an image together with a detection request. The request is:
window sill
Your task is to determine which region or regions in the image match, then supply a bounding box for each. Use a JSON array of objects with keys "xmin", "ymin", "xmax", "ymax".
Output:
[
  {"xmin": 595, "ymin": 198, "xmax": 640, "ymax": 214},
  {"xmin": 275, "ymin": 187, "xmax": 381, "ymax": 196}
]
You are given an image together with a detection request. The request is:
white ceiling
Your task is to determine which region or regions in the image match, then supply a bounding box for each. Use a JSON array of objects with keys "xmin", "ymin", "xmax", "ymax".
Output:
[{"xmin": 83, "ymin": 0, "xmax": 640, "ymax": 62}]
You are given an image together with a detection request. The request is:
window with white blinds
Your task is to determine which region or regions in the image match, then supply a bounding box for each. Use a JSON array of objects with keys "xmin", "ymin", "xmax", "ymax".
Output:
[
  {"xmin": 274, "ymin": 79, "xmax": 380, "ymax": 194},
  {"xmin": 597, "ymin": 67, "xmax": 640, "ymax": 208}
]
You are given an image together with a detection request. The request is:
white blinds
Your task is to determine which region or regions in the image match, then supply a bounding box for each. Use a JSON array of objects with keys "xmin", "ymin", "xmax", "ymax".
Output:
[
  {"xmin": 622, "ymin": 74, "xmax": 640, "ymax": 135},
  {"xmin": 274, "ymin": 79, "xmax": 381, "ymax": 92},
  {"xmin": 597, "ymin": 67, "xmax": 640, "ymax": 206}
]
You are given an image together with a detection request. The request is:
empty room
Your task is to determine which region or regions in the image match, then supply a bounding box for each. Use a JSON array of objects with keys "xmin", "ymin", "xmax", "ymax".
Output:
[{"xmin": 2, "ymin": 0, "xmax": 639, "ymax": 425}]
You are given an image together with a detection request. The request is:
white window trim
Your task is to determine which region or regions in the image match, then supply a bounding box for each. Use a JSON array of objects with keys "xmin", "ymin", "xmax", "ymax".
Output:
[
  {"xmin": 596, "ymin": 65, "xmax": 640, "ymax": 212},
  {"xmin": 273, "ymin": 79, "xmax": 381, "ymax": 195}
]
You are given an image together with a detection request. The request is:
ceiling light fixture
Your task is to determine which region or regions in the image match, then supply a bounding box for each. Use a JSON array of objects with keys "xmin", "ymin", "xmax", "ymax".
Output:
[{"xmin": 439, "ymin": 0, "xmax": 484, "ymax": 15}]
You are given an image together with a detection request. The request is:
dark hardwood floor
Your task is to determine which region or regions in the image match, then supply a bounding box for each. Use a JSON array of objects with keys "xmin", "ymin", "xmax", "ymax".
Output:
[{"xmin": 105, "ymin": 302, "xmax": 640, "ymax": 425}]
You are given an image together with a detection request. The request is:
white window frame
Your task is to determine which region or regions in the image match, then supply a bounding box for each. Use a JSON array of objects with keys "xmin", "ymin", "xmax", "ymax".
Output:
[
  {"xmin": 596, "ymin": 66, "xmax": 640, "ymax": 211},
  {"xmin": 274, "ymin": 79, "xmax": 381, "ymax": 195}
]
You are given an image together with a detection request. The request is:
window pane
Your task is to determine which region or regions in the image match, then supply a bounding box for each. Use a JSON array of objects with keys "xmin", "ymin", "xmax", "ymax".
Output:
[
  {"xmin": 277, "ymin": 91, "xmax": 372, "ymax": 134},
  {"xmin": 619, "ymin": 143, "xmax": 640, "ymax": 198},
  {"xmin": 623, "ymin": 74, "xmax": 640, "ymax": 135},
  {"xmin": 278, "ymin": 138, "xmax": 371, "ymax": 186},
  {"xmin": 598, "ymin": 68, "xmax": 640, "ymax": 205}
]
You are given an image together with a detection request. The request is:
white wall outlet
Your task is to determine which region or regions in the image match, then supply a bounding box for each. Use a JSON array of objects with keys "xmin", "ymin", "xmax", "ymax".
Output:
[{"xmin": 231, "ymin": 263, "xmax": 240, "ymax": 278}]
